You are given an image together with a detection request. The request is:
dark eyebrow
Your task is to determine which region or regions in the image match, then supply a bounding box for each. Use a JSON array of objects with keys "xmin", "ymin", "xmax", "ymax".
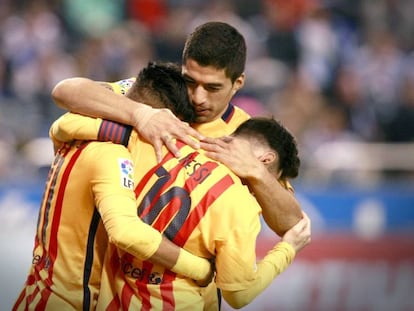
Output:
[
  {"xmin": 182, "ymin": 73, "xmax": 223, "ymax": 89},
  {"xmin": 205, "ymin": 83, "xmax": 223, "ymax": 89}
]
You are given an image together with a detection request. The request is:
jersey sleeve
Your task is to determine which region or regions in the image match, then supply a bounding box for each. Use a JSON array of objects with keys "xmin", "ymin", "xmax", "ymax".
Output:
[
  {"xmin": 222, "ymin": 241, "xmax": 295, "ymax": 308},
  {"xmin": 86, "ymin": 142, "xmax": 162, "ymax": 260},
  {"xmin": 50, "ymin": 112, "xmax": 103, "ymax": 142},
  {"xmin": 210, "ymin": 180, "xmax": 296, "ymax": 308},
  {"xmin": 50, "ymin": 112, "xmax": 132, "ymax": 146}
]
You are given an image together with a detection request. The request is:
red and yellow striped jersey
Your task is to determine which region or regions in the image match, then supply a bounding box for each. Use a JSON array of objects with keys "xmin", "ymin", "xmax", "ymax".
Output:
[
  {"xmin": 96, "ymin": 134, "xmax": 262, "ymax": 310},
  {"xmin": 12, "ymin": 140, "xmax": 159, "ymax": 310}
]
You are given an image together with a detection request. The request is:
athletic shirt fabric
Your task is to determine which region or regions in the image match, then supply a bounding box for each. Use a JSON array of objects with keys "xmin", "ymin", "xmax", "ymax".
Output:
[
  {"xmin": 96, "ymin": 133, "xmax": 262, "ymax": 310},
  {"xmin": 13, "ymin": 141, "xmax": 141, "ymax": 310}
]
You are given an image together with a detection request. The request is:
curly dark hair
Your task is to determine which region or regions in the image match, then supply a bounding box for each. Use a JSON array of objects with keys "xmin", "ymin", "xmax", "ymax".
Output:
[
  {"xmin": 127, "ymin": 61, "xmax": 196, "ymax": 123},
  {"xmin": 182, "ymin": 21, "xmax": 246, "ymax": 83},
  {"xmin": 233, "ymin": 117, "xmax": 300, "ymax": 179}
]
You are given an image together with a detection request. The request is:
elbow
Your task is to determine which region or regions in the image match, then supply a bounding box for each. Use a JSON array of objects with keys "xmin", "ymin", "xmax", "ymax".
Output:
[
  {"xmin": 51, "ymin": 79, "xmax": 69, "ymax": 108},
  {"xmin": 51, "ymin": 77, "xmax": 83, "ymax": 109},
  {"xmin": 107, "ymin": 230, "xmax": 123, "ymax": 248},
  {"xmin": 222, "ymin": 291, "xmax": 251, "ymax": 309},
  {"xmin": 227, "ymin": 301, "xmax": 248, "ymax": 310}
]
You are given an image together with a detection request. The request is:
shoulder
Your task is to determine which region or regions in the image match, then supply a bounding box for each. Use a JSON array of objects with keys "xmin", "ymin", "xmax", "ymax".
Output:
[
  {"xmin": 108, "ymin": 77, "xmax": 136, "ymax": 95},
  {"xmin": 233, "ymin": 105, "xmax": 251, "ymax": 119},
  {"xmin": 86, "ymin": 141, "xmax": 131, "ymax": 162}
]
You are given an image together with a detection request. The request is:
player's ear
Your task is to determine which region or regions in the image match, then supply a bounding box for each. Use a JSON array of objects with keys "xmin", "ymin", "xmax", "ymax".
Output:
[
  {"xmin": 258, "ymin": 151, "xmax": 276, "ymax": 165},
  {"xmin": 232, "ymin": 73, "xmax": 245, "ymax": 94}
]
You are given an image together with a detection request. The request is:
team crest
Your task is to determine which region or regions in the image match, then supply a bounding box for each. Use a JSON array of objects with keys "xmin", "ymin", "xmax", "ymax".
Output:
[{"xmin": 119, "ymin": 158, "xmax": 134, "ymax": 190}]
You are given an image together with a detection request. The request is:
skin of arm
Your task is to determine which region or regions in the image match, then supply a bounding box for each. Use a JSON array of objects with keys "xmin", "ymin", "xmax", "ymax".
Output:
[
  {"xmin": 221, "ymin": 214, "xmax": 311, "ymax": 308},
  {"xmin": 200, "ymin": 137, "xmax": 303, "ymax": 236},
  {"xmin": 51, "ymin": 77, "xmax": 204, "ymax": 162}
]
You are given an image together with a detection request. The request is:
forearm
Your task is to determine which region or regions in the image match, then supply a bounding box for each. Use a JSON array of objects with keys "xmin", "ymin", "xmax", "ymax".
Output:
[
  {"xmin": 222, "ymin": 241, "xmax": 295, "ymax": 309},
  {"xmin": 101, "ymin": 196, "xmax": 211, "ymax": 281},
  {"xmin": 112, "ymin": 221, "xmax": 211, "ymax": 281},
  {"xmin": 150, "ymin": 238, "xmax": 212, "ymax": 282},
  {"xmin": 247, "ymin": 167, "xmax": 303, "ymax": 236},
  {"xmin": 51, "ymin": 77, "xmax": 142, "ymax": 126}
]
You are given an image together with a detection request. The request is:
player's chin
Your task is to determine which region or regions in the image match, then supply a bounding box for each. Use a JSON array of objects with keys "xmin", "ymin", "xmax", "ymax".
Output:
[{"xmin": 195, "ymin": 114, "xmax": 213, "ymax": 124}]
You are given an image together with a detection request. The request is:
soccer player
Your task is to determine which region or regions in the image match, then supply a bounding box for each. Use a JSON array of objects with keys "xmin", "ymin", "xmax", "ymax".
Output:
[
  {"xmin": 51, "ymin": 21, "xmax": 305, "ymax": 309},
  {"xmin": 12, "ymin": 62, "xmax": 213, "ymax": 311}
]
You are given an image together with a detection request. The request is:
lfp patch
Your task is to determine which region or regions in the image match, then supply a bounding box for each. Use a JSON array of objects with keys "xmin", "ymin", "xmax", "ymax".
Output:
[{"xmin": 119, "ymin": 158, "xmax": 134, "ymax": 190}]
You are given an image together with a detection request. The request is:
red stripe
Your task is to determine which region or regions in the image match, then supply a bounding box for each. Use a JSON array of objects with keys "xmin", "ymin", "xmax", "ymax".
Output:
[
  {"xmin": 156, "ymin": 161, "xmax": 222, "ymax": 309},
  {"xmin": 184, "ymin": 161, "xmax": 218, "ymax": 192},
  {"xmin": 120, "ymin": 284, "xmax": 134, "ymax": 311},
  {"xmin": 109, "ymin": 249, "xmax": 120, "ymax": 278},
  {"xmin": 46, "ymin": 143, "xmax": 89, "ymax": 287},
  {"xmin": 98, "ymin": 122, "xmax": 105, "ymax": 141},
  {"xmin": 104, "ymin": 248, "xmax": 122, "ymax": 310},
  {"xmin": 140, "ymin": 153, "xmax": 196, "ymax": 221},
  {"xmin": 98, "ymin": 121, "xmax": 108, "ymax": 141},
  {"xmin": 152, "ymin": 199, "xmax": 180, "ymax": 232},
  {"xmin": 105, "ymin": 296, "xmax": 120, "ymax": 311},
  {"xmin": 151, "ymin": 159, "xmax": 216, "ymax": 233},
  {"xmin": 34, "ymin": 289, "xmax": 51, "ymax": 311},
  {"xmin": 136, "ymin": 261, "xmax": 154, "ymax": 311},
  {"xmin": 112, "ymin": 123, "xmax": 123, "ymax": 144},
  {"xmin": 174, "ymin": 175, "xmax": 234, "ymax": 246},
  {"xmin": 37, "ymin": 154, "xmax": 65, "ymax": 268},
  {"xmin": 105, "ymin": 122, "xmax": 114, "ymax": 141},
  {"xmin": 134, "ymin": 153, "xmax": 174, "ymax": 198},
  {"xmin": 25, "ymin": 286, "xmax": 39, "ymax": 309},
  {"xmin": 134, "ymin": 141, "xmax": 187, "ymax": 198},
  {"xmin": 161, "ymin": 271, "xmax": 176, "ymax": 311},
  {"xmin": 12, "ymin": 288, "xmax": 26, "ymax": 311}
]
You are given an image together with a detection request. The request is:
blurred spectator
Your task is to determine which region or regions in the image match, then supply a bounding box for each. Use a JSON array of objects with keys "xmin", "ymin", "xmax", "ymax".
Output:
[
  {"xmin": 61, "ymin": 0, "xmax": 124, "ymax": 40},
  {"xmin": 126, "ymin": 0, "xmax": 167, "ymax": 33},
  {"xmin": 296, "ymin": 4, "xmax": 340, "ymax": 92},
  {"xmin": 352, "ymin": 29, "xmax": 406, "ymax": 140},
  {"xmin": 330, "ymin": 63, "xmax": 379, "ymax": 140},
  {"xmin": 382, "ymin": 56, "xmax": 414, "ymax": 142},
  {"xmin": 259, "ymin": 0, "xmax": 312, "ymax": 69},
  {"xmin": 266, "ymin": 70, "xmax": 326, "ymax": 146}
]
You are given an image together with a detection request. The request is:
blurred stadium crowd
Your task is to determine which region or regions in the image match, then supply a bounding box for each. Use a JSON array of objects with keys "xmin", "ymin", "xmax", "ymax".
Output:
[{"xmin": 1, "ymin": 0, "xmax": 414, "ymax": 185}]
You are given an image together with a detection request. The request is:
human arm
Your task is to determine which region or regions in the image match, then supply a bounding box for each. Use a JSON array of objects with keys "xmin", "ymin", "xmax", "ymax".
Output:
[
  {"xmin": 99, "ymin": 195, "xmax": 212, "ymax": 284},
  {"xmin": 200, "ymin": 136, "xmax": 303, "ymax": 236},
  {"xmin": 210, "ymin": 185, "xmax": 310, "ymax": 309},
  {"xmin": 91, "ymin": 143, "xmax": 212, "ymax": 283},
  {"xmin": 51, "ymin": 77, "xmax": 204, "ymax": 161},
  {"xmin": 50, "ymin": 113, "xmax": 133, "ymax": 150},
  {"xmin": 221, "ymin": 213, "xmax": 311, "ymax": 308}
]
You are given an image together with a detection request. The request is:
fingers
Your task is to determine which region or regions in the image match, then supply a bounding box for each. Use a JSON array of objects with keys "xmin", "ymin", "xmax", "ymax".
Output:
[
  {"xmin": 162, "ymin": 134, "xmax": 181, "ymax": 158},
  {"xmin": 153, "ymin": 139, "xmax": 164, "ymax": 163},
  {"xmin": 200, "ymin": 136, "xmax": 232, "ymax": 154},
  {"xmin": 137, "ymin": 108, "xmax": 205, "ymax": 161}
]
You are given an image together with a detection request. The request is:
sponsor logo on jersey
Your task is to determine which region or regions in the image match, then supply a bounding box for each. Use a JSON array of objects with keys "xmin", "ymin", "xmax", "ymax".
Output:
[{"xmin": 119, "ymin": 158, "xmax": 134, "ymax": 190}]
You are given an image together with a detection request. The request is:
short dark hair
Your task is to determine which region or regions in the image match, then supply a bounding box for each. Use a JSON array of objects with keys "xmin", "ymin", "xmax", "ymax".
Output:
[
  {"xmin": 182, "ymin": 22, "xmax": 246, "ymax": 83},
  {"xmin": 233, "ymin": 117, "xmax": 300, "ymax": 179},
  {"xmin": 128, "ymin": 61, "xmax": 196, "ymax": 123}
]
